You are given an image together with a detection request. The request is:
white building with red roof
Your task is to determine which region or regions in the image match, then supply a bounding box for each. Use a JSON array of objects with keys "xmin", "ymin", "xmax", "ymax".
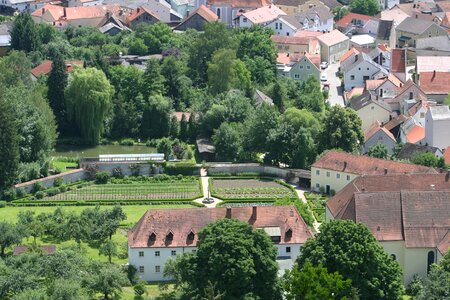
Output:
[{"xmin": 128, "ymin": 206, "xmax": 313, "ymax": 281}]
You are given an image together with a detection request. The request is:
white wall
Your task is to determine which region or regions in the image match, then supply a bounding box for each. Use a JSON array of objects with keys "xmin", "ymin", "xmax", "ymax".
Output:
[
  {"xmin": 364, "ymin": 131, "xmax": 396, "ymax": 154},
  {"xmin": 344, "ymin": 60, "xmax": 383, "ymax": 90},
  {"xmin": 425, "ymin": 114, "xmax": 450, "ymax": 150},
  {"xmin": 311, "ymin": 167, "xmax": 358, "ymax": 193},
  {"xmin": 357, "ymin": 103, "xmax": 391, "ymax": 131},
  {"xmin": 267, "ymin": 19, "xmax": 296, "ymax": 36}
]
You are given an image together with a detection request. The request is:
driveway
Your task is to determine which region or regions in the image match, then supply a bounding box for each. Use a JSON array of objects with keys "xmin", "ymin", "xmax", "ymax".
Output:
[{"xmin": 322, "ymin": 62, "xmax": 345, "ymax": 107}]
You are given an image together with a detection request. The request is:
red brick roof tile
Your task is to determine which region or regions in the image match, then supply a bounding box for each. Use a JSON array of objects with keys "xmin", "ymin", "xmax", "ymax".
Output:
[
  {"xmin": 31, "ymin": 60, "xmax": 83, "ymax": 77},
  {"xmin": 391, "ymin": 48, "xmax": 406, "ymax": 73},
  {"xmin": 419, "ymin": 71, "xmax": 450, "ymax": 95},
  {"xmin": 336, "ymin": 12, "xmax": 373, "ymax": 28}
]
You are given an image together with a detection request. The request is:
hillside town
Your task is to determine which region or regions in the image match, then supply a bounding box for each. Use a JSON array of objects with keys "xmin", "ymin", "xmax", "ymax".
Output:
[{"xmin": 0, "ymin": 0, "xmax": 449, "ymax": 298}]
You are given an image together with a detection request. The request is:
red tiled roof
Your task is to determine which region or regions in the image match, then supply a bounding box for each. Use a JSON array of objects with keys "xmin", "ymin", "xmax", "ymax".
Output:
[
  {"xmin": 128, "ymin": 206, "xmax": 314, "ymax": 248},
  {"xmin": 242, "ymin": 5, "xmax": 286, "ymax": 24},
  {"xmin": 406, "ymin": 124, "xmax": 425, "ymax": 144},
  {"xmin": 13, "ymin": 245, "xmax": 56, "ymax": 256},
  {"xmin": 365, "ymin": 79, "xmax": 384, "ymax": 90},
  {"xmin": 171, "ymin": 112, "xmax": 191, "ymax": 122},
  {"xmin": 208, "ymin": 0, "xmax": 270, "ymax": 8},
  {"xmin": 345, "ymin": 87, "xmax": 364, "ymax": 99},
  {"xmin": 31, "ymin": 4, "xmax": 64, "ymax": 20},
  {"xmin": 444, "ymin": 146, "xmax": 450, "ymax": 164},
  {"xmin": 31, "ymin": 60, "xmax": 83, "ymax": 77},
  {"xmin": 391, "ymin": 49, "xmax": 405, "ymax": 73},
  {"xmin": 65, "ymin": 5, "xmax": 121, "ymax": 20},
  {"xmin": 341, "ymin": 47, "xmax": 359, "ymax": 63},
  {"xmin": 127, "ymin": 6, "xmax": 160, "ymax": 23},
  {"xmin": 419, "ymin": 71, "xmax": 450, "ymax": 95},
  {"xmin": 194, "ymin": 4, "xmax": 219, "ymax": 22},
  {"xmin": 271, "ymin": 35, "xmax": 314, "ymax": 45},
  {"xmin": 312, "ymin": 150, "xmax": 435, "ymax": 176},
  {"xmin": 294, "ymin": 30, "xmax": 324, "ymax": 38},
  {"xmin": 364, "ymin": 121, "xmax": 396, "ymax": 142},
  {"xmin": 336, "ymin": 12, "xmax": 373, "ymax": 27},
  {"xmin": 316, "ymin": 29, "xmax": 348, "ymax": 46},
  {"xmin": 328, "ymin": 173, "xmax": 449, "ymax": 219}
]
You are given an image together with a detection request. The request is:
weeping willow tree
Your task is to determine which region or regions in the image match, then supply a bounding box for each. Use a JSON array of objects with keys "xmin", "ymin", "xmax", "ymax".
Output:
[{"xmin": 65, "ymin": 67, "xmax": 114, "ymax": 145}]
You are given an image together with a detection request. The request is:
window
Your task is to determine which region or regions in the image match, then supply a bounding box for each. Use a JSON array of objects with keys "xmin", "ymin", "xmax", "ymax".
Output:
[
  {"xmin": 286, "ymin": 229, "xmax": 292, "ymax": 238},
  {"xmin": 155, "ymin": 251, "xmax": 160, "ymax": 257},
  {"xmin": 243, "ymin": 17, "xmax": 247, "ymax": 23},
  {"xmin": 358, "ymin": 67, "xmax": 361, "ymax": 70},
  {"xmin": 326, "ymin": 172, "xmax": 330, "ymax": 177},
  {"xmin": 306, "ymin": 65, "xmax": 310, "ymax": 69},
  {"xmin": 286, "ymin": 246, "xmax": 291, "ymax": 253},
  {"xmin": 316, "ymin": 170, "xmax": 320, "ymax": 175},
  {"xmin": 316, "ymin": 183, "xmax": 320, "ymax": 188},
  {"xmin": 171, "ymin": 250, "xmax": 176, "ymax": 256},
  {"xmin": 188, "ymin": 232, "xmax": 195, "ymax": 241},
  {"xmin": 139, "ymin": 266, "xmax": 144, "ymax": 273},
  {"xmin": 350, "ymin": 75, "xmax": 355, "ymax": 80},
  {"xmin": 275, "ymin": 23, "xmax": 278, "ymax": 30},
  {"xmin": 166, "ymin": 232, "xmax": 173, "ymax": 241},
  {"xmin": 427, "ymin": 251, "xmax": 435, "ymax": 273},
  {"xmin": 336, "ymin": 173, "xmax": 340, "ymax": 179},
  {"xmin": 371, "ymin": 106, "xmax": 375, "ymax": 110},
  {"xmin": 367, "ymin": 67, "xmax": 369, "ymax": 70},
  {"xmin": 149, "ymin": 232, "xmax": 156, "ymax": 242},
  {"xmin": 286, "ymin": 32, "xmax": 289, "ymax": 36},
  {"xmin": 420, "ymin": 112, "xmax": 425, "ymax": 118},
  {"xmin": 391, "ymin": 254, "xmax": 396, "ymax": 261},
  {"xmin": 216, "ymin": 8, "xmax": 220, "ymax": 19},
  {"xmin": 139, "ymin": 251, "xmax": 144, "ymax": 257},
  {"xmin": 280, "ymin": 23, "xmax": 283, "ymax": 29},
  {"xmin": 363, "ymin": 76, "xmax": 370, "ymax": 81},
  {"xmin": 155, "ymin": 266, "xmax": 161, "ymax": 273},
  {"xmin": 347, "ymin": 175, "xmax": 351, "ymax": 181},
  {"xmin": 409, "ymin": 92, "xmax": 413, "ymax": 99},
  {"xmin": 299, "ymin": 65, "xmax": 303, "ymax": 69},
  {"xmin": 294, "ymin": 74, "xmax": 300, "ymax": 79}
]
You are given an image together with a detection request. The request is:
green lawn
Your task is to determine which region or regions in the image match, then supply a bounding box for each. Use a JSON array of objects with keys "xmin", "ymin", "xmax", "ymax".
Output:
[{"xmin": 52, "ymin": 160, "xmax": 78, "ymax": 171}]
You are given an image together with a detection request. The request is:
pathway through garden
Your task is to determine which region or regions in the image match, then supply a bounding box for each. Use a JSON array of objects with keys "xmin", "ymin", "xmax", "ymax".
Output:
[
  {"xmin": 193, "ymin": 169, "xmax": 222, "ymax": 208},
  {"xmin": 291, "ymin": 185, "xmax": 321, "ymax": 233}
]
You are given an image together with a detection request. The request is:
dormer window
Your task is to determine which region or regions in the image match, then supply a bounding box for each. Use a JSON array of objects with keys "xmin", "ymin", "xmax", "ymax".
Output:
[
  {"xmin": 188, "ymin": 231, "xmax": 195, "ymax": 241},
  {"xmin": 166, "ymin": 231, "xmax": 173, "ymax": 241},
  {"xmin": 149, "ymin": 232, "xmax": 156, "ymax": 241}
]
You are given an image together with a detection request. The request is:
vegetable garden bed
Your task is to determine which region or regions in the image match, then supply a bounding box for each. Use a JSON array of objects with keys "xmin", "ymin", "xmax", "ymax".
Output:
[{"xmin": 211, "ymin": 178, "xmax": 297, "ymax": 201}]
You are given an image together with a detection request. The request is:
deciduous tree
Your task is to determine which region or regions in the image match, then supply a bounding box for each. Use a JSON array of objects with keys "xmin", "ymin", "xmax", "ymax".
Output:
[
  {"xmin": 349, "ymin": 0, "xmax": 379, "ymax": 16},
  {"xmin": 367, "ymin": 142, "xmax": 388, "ymax": 159},
  {"xmin": 0, "ymin": 222, "xmax": 22, "ymax": 256}
]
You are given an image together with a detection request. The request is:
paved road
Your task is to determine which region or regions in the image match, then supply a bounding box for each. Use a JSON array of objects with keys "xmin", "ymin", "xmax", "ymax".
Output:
[{"xmin": 322, "ymin": 62, "xmax": 345, "ymax": 107}]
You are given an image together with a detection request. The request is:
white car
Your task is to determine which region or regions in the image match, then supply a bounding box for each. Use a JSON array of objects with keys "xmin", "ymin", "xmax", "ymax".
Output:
[
  {"xmin": 320, "ymin": 73, "xmax": 328, "ymax": 82},
  {"xmin": 320, "ymin": 61, "xmax": 328, "ymax": 69}
]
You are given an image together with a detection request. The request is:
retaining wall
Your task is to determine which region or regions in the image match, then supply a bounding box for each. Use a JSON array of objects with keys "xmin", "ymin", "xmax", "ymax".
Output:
[
  {"xmin": 14, "ymin": 169, "xmax": 87, "ymax": 193},
  {"xmin": 89, "ymin": 162, "xmax": 165, "ymax": 176}
]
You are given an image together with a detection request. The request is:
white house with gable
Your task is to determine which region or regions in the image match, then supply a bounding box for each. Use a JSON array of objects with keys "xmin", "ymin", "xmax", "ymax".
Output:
[{"xmin": 128, "ymin": 206, "xmax": 314, "ymax": 281}]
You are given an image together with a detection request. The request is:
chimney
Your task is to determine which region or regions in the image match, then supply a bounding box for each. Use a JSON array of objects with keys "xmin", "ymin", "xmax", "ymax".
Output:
[
  {"xmin": 384, "ymin": 168, "xmax": 388, "ymax": 175},
  {"xmin": 137, "ymin": 7, "xmax": 140, "ymax": 13},
  {"xmin": 226, "ymin": 207, "xmax": 232, "ymax": 218},
  {"xmin": 343, "ymin": 161, "xmax": 347, "ymax": 170},
  {"xmin": 42, "ymin": 7, "xmax": 45, "ymax": 14},
  {"xmin": 355, "ymin": 54, "xmax": 358, "ymax": 62},
  {"xmin": 252, "ymin": 206, "xmax": 257, "ymax": 220},
  {"xmin": 432, "ymin": 70, "xmax": 436, "ymax": 79}
]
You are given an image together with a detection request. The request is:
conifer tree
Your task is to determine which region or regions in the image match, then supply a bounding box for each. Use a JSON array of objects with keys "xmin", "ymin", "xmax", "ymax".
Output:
[
  {"xmin": 0, "ymin": 98, "xmax": 19, "ymax": 192},
  {"xmin": 47, "ymin": 52, "xmax": 69, "ymax": 134},
  {"xmin": 10, "ymin": 13, "xmax": 39, "ymax": 52}
]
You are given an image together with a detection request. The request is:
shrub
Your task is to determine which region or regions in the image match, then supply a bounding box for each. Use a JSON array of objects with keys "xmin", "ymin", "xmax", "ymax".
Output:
[
  {"xmin": 129, "ymin": 164, "xmax": 141, "ymax": 176},
  {"xmin": 0, "ymin": 201, "xmax": 6, "ymax": 208},
  {"xmin": 164, "ymin": 162, "xmax": 199, "ymax": 175},
  {"xmin": 2, "ymin": 188, "xmax": 16, "ymax": 201},
  {"xmin": 120, "ymin": 138, "xmax": 134, "ymax": 146},
  {"xmin": 16, "ymin": 188, "xmax": 26, "ymax": 198},
  {"xmin": 330, "ymin": 189, "xmax": 336, "ymax": 196},
  {"xmin": 32, "ymin": 182, "xmax": 44, "ymax": 193},
  {"xmin": 112, "ymin": 167, "xmax": 124, "ymax": 179},
  {"xmin": 85, "ymin": 164, "xmax": 99, "ymax": 180},
  {"xmin": 59, "ymin": 186, "xmax": 67, "ymax": 193},
  {"xmin": 134, "ymin": 282, "xmax": 147, "ymax": 296},
  {"xmin": 407, "ymin": 274, "xmax": 423, "ymax": 296},
  {"xmin": 46, "ymin": 188, "xmax": 59, "ymax": 197},
  {"xmin": 95, "ymin": 172, "xmax": 110, "ymax": 184},
  {"xmin": 35, "ymin": 191, "xmax": 44, "ymax": 199},
  {"xmin": 153, "ymin": 174, "xmax": 171, "ymax": 181},
  {"xmin": 319, "ymin": 186, "xmax": 325, "ymax": 194},
  {"xmin": 53, "ymin": 177, "xmax": 64, "ymax": 187}
]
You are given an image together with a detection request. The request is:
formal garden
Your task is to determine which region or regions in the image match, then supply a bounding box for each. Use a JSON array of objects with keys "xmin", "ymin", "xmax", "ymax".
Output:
[{"xmin": 304, "ymin": 192, "xmax": 328, "ymax": 223}]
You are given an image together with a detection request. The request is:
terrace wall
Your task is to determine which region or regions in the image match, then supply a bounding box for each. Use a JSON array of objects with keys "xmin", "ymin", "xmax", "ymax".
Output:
[
  {"xmin": 207, "ymin": 163, "xmax": 311, "ymax": 183},
  {"xmin": 14, "ymin": 169, "xmax": 87, "ymax": 193},
  {"xmin": 91, "ymin": 162, "xmax": 164, "ymax": 176}
]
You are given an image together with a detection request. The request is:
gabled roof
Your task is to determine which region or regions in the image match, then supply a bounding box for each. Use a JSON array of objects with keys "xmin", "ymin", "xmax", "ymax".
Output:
[
  {"xmin": 341, "ymin": 47, "xmax": 360, "ymax": 63},
  {"xmin": 65, "ymin": 5, "xmax": 122, "ymax": 20},
  {"xmin": 349, "ymin": 92, "xmax": 392, "ymax": 112},
  {"xmin": 312, "ymin": 150, "xmax": 435, "ymax": 176},
  {"xmin": 390, "ymin": 48, "xmax": 405, "ymax": 73},
  {"xmin": 14, "ymin": 245, "xmax": 56, "ymax": 256},
  {"xmin": 31, "ymin": 60, "xmax": 83, "ymax": 77},
  {"xmin": 380, "ymin": 8, "xmax": 409, "ymax": 25},
  {"xmin": 336, "ymin": 12, "xmax": 373, "ymax": 28},
  {"xmin": 31, "ymin": 4, "xmax": 65, "ymax": 20},
  {"xmin": 127, "ymin": 6, "xmax": 161, "ymax": 22},
  {"xmin": 242, "ymin": 5, "xmax": 286, "ymax": 24},
  {"xmin": 384, "ymin": 114, "xmax": 407, "ymax": 131},
  {"xmin": 364, "ymin": 120, "xmax": 396, "ymax": 142},
  {"xmin": 396, "ymin": 16, "xmax": 436, "ymax": 35},
  {"xmin": 419, "ymin": 72, "xmax": 450, "ymax": 95},
  {"xmin": 397, "ymin": 143, "xmax": 442, "ymax": 160},
  {"xmin": 253, "ymin": 89, "xmax": 274, "ymax": 106},
  {"xmin": 317, "ymin": 29, "xmax": 348, "ymax": 46},
  {"xmin": 208, "ymin": 0, "xmax": 270, "ymax": 8},
  {"xmin": 278, "ymin": 15, "xmax": 303, "ymax": 30},
  {"xmin": 175, "ymin": 4, "xmax": 218, "ymax": 29},
  {"xmin": 128, "ymin": 206, "xmax": 314, "ymax": 248}
]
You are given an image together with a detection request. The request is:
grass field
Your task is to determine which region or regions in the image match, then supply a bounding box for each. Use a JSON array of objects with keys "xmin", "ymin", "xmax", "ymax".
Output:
[
  {"xmin": 41, "ymin": 179, "xmax": 202, "ymax": 202},
  {"xmin": 211, "ymin": 178, "xmax": 296, "ymax": 201}
]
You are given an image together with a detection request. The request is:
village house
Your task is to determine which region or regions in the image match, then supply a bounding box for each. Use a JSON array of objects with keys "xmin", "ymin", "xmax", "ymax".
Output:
[
  {"xmin": 399, "ymin": 116, "xmax": 425, "ymax": 145},
  {"xmin": 292, "ymin": 2, "xmax": 333, "ymax": 32},
  {"xmin": 277, "ymin": 52, "xmax": 321, "ymax": 81},
  {"xmin": 271, "ymin": 34, "xmax": 321, "ymax": 54},
  {"xmin": 400, "ymin": 97, "xmax": 430, "ymax": 127},
  {"xmin": 336, "ymin": 12, "xmax": 378, "ymax": 36},
  {"xmin": 397, "ymin": 143, "xmax": 443, "ymax": 161},
  {"xmin": 236, "ymin": 5, "xmax": 302, "ymax": 36},
  {"xmin": 310, "ymin": 150, "xmax": 435, "ymax": 194},
  {"xmin": 395, "ymin": 16, "xmax": 448, "ymax": 48},
  {"xmin": 253, "ymin": 89, "xmax": 274, "ymax": 106},
  {"xmin": 384, "ymin": 79, "xmax": 426, "ymax": 111},
  {"xmin": 348, "ymin": 92, "xmax": 392, "ymax": 131},
  {"xmin": 126, "ymin": 6, "xmax": 161, "ymax": 27},
  {"xmin": 383, "ymin": 114, "xmax": 407, "ymax": 140},
  {"xmin": 349, "ymin": 34, "xmax": 376, "ymax": 48},
  {"xmin": 128, "ymin": 206, "xmax": 314, "ymax": 281},
  {"xmin": 316, "ymin": 29, "xmax": 349, "ymax": 63},
  {"xmin": 174, "ymin": 4, "xmax": 218, "ymax": 31},
  {"xmin": 425, "ymin": 106, "xmax": 450, "ymax": 150},
  {"xmin": 273, "ymin": 0, "xmax": 341, "ymax": 15},
  {"xmin": 325, "ymin": 172, "xmax": 450, "ymax": 285},
  {"xmin": 418, "ymin": 71, "xmax": 450, "ymax": 104},
  {"xmin": 363, "ymin": 120, "xmax": 397, "ymax": 155},
  {"xmin": 341, "ymin": 52, "xmax": 388, "ymax": 91},
  {"xmin": 195, "ymin": 0, "xmax": 270, "ymax": 26},
  {"xmin": 365, "ymin": 73, "xmax": 403, "ymax": 100},
  {"xmin": 0, "ymin": 22, "xmax": 11, "ymax": 56},
  {"xmin": 375, "ymin": 20, "xmax": 395, "ymax": 49},
  {"xmin": 31, "ymin": 59, "xmax": 84, "ymax": 80}
]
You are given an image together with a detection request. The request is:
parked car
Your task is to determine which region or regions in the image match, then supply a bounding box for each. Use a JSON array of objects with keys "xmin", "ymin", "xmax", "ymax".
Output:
[
  {"xmin": 320, "ymin": 73, "xmax": 328, "ymax": 82},
  {"xmin": 320, "ymin": 61, "xmax": 328, "ymax": 69}
]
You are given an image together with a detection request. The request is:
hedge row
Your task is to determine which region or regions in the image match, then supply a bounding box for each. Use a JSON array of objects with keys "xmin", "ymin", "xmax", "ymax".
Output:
[
  {"xmin": 7, "ymin": 200, "xmax": 205, "ymax": 208},
  {"xmin": 164, "ymin": 162, "xmax": 200, "ymax": 175}
]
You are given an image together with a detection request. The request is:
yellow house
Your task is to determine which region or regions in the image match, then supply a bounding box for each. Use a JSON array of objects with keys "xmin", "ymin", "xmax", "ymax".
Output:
[
  {"xmin": 348, "ymin": 92, "xmax": 393, "ymax": 131},
  {"xmin": 311, "ymin": 150, "xmax": 436, "ymax": 194},
  {"xmin": 325, "ymin": 173, "xmax": 450, "ymax": 285}
]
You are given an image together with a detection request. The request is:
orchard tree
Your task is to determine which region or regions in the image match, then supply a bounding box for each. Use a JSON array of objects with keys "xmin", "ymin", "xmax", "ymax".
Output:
[
  {"xmin": 47, "ymin": 52, "xmax": 69, "ymax": 134},
  {"xmin": 349, "ymin": 0, "xmax": 379, "ymax": 16},
  {"xmin": 0, "ymin": 222, "xmax": 22, "ymax": 256},
  {"xmin": 84, "ymin": 262, "xmax": 129, "ymax": 299},
  {"xmin": 0, "ymin": 51, "xmax": 32, "ymax": 88},
  {"xmin": 283, "ymin": 262, "xmax": 355, "ymax": 300},
  {"xmin": 65, "ymin": 67, "xmax": 114, "ymax": 145},
  {"xmin": 10, "ymin": 13, "xmax": 40, "ymax": 52},
  {"xmin": 367, "ymin": 142, "xmax": 388, "ymax": 159},
  {"xmin": 0, "ymin": 98, "xmax": 19, "ymax": 192},
  {"xmin": 166, "ymin": 218, "xmax": 282, "ymax": 299},
  {"xmin": 297, "ymin": 221, "xmax": 403, "ymax": 299},
  {"xmin": 99, "ymin": 240, "xmax": 118, "ymax": 264},
  {"xmin": 319, "ymin": 106, "xmax": 364, "ymax": 153}
]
